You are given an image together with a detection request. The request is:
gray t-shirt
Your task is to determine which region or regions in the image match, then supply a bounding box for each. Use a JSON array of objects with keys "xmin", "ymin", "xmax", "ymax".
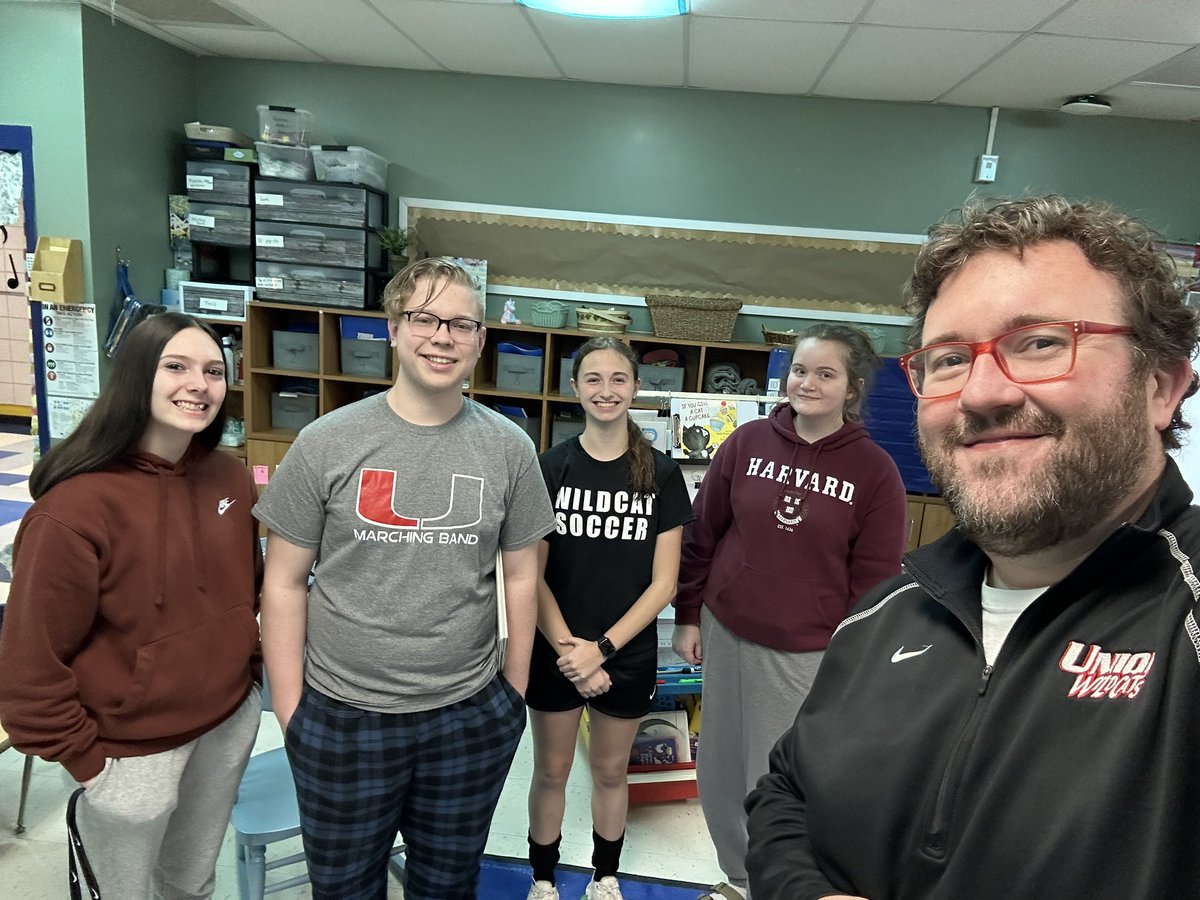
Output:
[{"xmin": 254, "ymin": 393, "xmax": 555, "ymax": 713}]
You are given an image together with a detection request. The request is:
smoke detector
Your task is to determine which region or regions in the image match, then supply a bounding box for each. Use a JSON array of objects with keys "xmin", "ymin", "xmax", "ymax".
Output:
[{"xmin": 1060, "ymin": 95, "xmax": 1113, "ymax": 116}]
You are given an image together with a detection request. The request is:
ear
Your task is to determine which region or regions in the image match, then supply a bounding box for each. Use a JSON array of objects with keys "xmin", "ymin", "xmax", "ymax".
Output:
[
  {"xmin": 1147, "ymin": 358, "xmax": 1195, "ymax": 434},
  {"xmin": 387, "ymin": 319, "xmax": 400, "ymax": 347}
]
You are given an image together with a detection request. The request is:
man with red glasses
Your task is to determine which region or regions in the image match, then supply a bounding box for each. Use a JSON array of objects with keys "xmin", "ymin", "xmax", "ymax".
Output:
[{"xmin": 745, "ymin": 195, "xmax": 1200, "ymax": 899}]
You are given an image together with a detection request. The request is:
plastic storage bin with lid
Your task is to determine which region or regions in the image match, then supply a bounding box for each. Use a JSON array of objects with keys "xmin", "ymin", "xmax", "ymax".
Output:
[
  {"xmin": 255, "ymin": 142, "xmax": 315, "ymax": 181},
  {"xmin": 257, "ymin": 105, "xmax": 313, "ymax": 145},
  {"xmin": 312, "ymin": 146, "xmax": 388, "ymax": 192}
]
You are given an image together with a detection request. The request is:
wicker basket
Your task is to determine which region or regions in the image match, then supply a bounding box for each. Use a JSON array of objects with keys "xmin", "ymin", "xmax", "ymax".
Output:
[
  {"xmin": 576, "ymin": 307, "xmax": 631, "ymax": 334},
  {"xmin": 531, "ymin": 300, "xmax": 568, "ymax": 328},
  {"xmin": 645, "ymin": 295, "xmax": 742, "ymax": 342},
  {"xmin": 761, "ymin": 326, "xmax": 799, "ymax": 347}
]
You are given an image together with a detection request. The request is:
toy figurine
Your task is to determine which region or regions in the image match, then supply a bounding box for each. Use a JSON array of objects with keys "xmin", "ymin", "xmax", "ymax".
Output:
[{"xmin": 501, "ymin": 298, "xmax": 521, "ymax": 324}]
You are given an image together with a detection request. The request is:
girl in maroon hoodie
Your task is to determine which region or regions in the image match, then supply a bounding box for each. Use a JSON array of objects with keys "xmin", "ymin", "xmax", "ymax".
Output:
[
  {"xmin": 0, "ymin": 312, "xmax": 262, "ymax": 899},
  {"xmin": 673, "ymin": 323, "xmax": 907, "ymax": 900}
]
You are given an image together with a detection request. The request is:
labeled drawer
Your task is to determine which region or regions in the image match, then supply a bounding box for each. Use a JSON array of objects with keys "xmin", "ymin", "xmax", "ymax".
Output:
[
  {"xmin": 186, "ymin": 161, "xmax": 250, "ymax": 205},
  {"xmin": 254, "ymin": 179, "xmax": 384, "ymax": 229},
  {"xmin": 255, "ymin": 261, "xmax": 369, "ymax": 309},
  {"xmin": 187, "ymin": 204, "xmax": 251, "ymax": 247},
  {"xmin": 179, "ymin": 281, "xmax": 251, "ymax": 321},
  {"xmin": 255, "ymin": 222, "xmax": 382, "ymax": 269}
]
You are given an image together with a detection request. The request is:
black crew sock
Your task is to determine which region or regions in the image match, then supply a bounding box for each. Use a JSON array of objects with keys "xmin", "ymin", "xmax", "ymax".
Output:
[
  {"xmin": 591, "ymin": 828, "xmax": 625, "ymax": 880},
  {"xmin": 529, "ymin": 833, "xmax": 562, "ymax": 886}
]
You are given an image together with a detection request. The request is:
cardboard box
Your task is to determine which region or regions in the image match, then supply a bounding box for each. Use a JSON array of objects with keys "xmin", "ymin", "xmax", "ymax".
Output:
[{"xmin": 30, "ymin": 237, "xmax": 84, "ymax": 303}]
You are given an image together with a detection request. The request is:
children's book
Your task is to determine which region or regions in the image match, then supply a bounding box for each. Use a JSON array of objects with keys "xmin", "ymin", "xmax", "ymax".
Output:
[{"xmin": 671, "ymin": 397, "xmax": 761, "ymax": 460}]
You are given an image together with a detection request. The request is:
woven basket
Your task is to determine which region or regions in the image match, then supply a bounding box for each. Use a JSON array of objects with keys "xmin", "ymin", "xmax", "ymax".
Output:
[
  {"xmin": 761, "ymin": 326, "xmax": 799, "ymax": 347},
  {"xmin": 531, "ymin": 300, "xmax": 567, "ymax": 328},
  {"xmin": 576, "ymin": 307, "xmax": 631, "ymax": 334},
  {"xmin": 645, "ymin": 295, "xmax": 742, "ymax": 342}
]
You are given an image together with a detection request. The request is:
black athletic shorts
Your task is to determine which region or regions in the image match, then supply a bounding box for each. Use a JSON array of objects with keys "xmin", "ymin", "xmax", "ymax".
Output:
[{"xmin": 525, "ymin": 638, "xmax": 657, "ymax": 720}]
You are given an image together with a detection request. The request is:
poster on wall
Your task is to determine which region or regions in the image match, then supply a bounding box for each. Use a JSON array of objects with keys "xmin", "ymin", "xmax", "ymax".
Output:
[{"xmin": 40, "ymin": 303, "xmax": 100, "ymax": 441}]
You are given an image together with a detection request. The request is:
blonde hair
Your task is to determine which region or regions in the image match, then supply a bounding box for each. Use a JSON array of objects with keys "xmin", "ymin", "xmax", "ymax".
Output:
[{"xmin": 381, "ymin": 258, "xmax": 483, "ymax": 321}]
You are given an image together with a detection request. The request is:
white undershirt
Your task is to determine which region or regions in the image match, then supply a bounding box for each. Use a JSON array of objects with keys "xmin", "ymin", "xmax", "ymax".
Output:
[{"xmin": 979, "ymin": 578, "xmax": 1047, "ymax": 667}]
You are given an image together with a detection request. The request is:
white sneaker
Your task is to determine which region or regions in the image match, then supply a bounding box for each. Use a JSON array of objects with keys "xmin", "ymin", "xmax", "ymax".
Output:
[
  {"xmin": 527, "ymin": 879, "xmax": 559, "ymax": 900},
  {"xmin": 582, "ymin": 875, "xmax": 624, "ymax": 900}
]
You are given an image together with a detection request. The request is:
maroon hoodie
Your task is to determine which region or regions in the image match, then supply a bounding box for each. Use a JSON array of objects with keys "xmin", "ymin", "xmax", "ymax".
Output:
[
  {"xmin": 0, "ymin": 445, "xmax": 261, "ymax": 781},
  {"xmin": 675, "ymin": 403, "xmax": 907, "ymax": 652}
]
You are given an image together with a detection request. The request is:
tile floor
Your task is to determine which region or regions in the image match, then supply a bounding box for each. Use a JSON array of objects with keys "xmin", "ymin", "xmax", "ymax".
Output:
[{"xmin": 0, "ymin": 429, "xmax": 724, "ymax": 898}]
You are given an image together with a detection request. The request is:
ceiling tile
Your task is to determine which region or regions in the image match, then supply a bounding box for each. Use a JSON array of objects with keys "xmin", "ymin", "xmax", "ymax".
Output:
[
  {"xmin": 158, "ymin": 24, "xmax": 324, "ymax": 61},
  {"xmin": 689, "ymin": 0, "xmax": 869, "ymax": 24},
  {"xmin": 1042, "ymin": 0, "xmax": 1200, "ymax": 45},
  {"xmin": 373, "ymin": 0, "xmax": 560, "ymax": 78},
  {"xmin": 220, "ymin": 0, "xmax": 435, "ymax": 68},
  {"xmin": 1136, "ymin": 46, "xmax": 1200, "ymax": 89},
  {"xmin": 818, "ymin": 26, "xmax": 1018, "ymax": 101},
  {"xmin": 942, "ymin": 33, "xmax": 1191, "ymax": 110},
  {"xmin": 532, "ymin": 15, "xmax": 685, "ymax": 87},
  {"xmin": 1102, "ymin": 82, "xmax": 1200, "ymax": 121},
  {"xmin": 688, "ymin": 17, "xmax": 848, "ymax": 93},
  {"xmin": 862, "ymin": 0, "xmax": 1071, "ymax": 31}
]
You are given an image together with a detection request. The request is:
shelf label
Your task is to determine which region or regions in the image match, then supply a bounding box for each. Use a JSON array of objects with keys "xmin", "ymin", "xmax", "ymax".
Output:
[
  {"xmin": 255, "ymin": 192, "xmax": 284, "ymax": 206},
  {"xmin": 256, "ymin": 234, "xmax": 285, "ymax": 248},
  {"xmin": 198, "ymin": 296, "xmax": 230, "ymax": 312},
  {"xmin": 256, "ymin": 276, "xmax": 285, "ymax": 290},
  {"xmin": 186, "ymin": 175, "xmax": 213, "ymax": 190},
  {"xmin": 188, "ymin": 213, "xmax": 216, "ymax": 229}
]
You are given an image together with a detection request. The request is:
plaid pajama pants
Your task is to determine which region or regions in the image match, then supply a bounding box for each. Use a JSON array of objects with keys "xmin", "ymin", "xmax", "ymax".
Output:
[{"xmin": 284, "ymin": 675, "xmax": 527, "ymax": 899}]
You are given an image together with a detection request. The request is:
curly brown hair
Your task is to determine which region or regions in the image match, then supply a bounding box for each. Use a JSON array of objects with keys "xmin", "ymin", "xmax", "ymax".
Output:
[{"xmin": 904, "ymin": 195, "xmax": 1199, "ymax": 449}]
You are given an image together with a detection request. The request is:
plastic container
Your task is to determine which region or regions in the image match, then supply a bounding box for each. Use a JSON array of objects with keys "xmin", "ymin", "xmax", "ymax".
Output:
[
  {"xmin": 255, "ymin": 142, "xmax": 315, "ymax": 181},
  {"xmin": 312, "ymin": 145, "xmax": 387, "ymax": 191},
  {"xmin": 184, "ymin": 122, "xmax": 252, "ymax": 147},
  {"xmin": 256, "ymin": 105, "xmax": 313, "ymax": 145}
]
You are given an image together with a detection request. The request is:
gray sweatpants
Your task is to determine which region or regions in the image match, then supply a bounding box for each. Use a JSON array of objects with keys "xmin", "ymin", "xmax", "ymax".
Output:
[
  {"xmin": 697, "ymin": 609, "xmax": 823, "ymax": 895},
  {"xmin": 73, "ymin": 686, "xmax": 261, "ymax": 899}
]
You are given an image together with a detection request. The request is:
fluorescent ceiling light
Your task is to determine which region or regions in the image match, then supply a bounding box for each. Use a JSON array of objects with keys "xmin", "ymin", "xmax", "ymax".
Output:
[{"xmin": 517, "ymin": 0, "xmax": 687, "ymax": 19}]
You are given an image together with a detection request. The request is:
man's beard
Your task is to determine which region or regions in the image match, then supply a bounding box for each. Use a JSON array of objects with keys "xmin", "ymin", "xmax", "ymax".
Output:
[{"xmin": 918, "ymin": 386, "xmax": 1151, "ymax": 557}]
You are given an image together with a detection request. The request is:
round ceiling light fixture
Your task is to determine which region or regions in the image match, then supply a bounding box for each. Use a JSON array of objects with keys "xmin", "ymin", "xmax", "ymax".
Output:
[{"xmin": 1060, "ymin": 95, "xmax": 1113, "ymax": 116}]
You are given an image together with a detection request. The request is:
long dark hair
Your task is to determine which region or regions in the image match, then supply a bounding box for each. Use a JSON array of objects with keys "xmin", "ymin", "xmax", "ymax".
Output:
[
  {"xmin": 30, "ymin": 312, "xmax": 226, "ymax": 499},
  {"xmin": 571, "ymin": 336, "xmax": 657, "ymax": 496}
]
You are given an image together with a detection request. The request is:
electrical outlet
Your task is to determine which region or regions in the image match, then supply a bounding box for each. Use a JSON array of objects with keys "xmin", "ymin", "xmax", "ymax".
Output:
[{"xmin": 975, "ymin": 154, "xmax": 999, "ymax": 183}]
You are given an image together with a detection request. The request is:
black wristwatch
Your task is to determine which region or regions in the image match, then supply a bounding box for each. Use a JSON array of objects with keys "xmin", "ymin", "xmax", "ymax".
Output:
[{"xmin": 597, "ymin": 635, "xmax": 617, "ymax": 659}]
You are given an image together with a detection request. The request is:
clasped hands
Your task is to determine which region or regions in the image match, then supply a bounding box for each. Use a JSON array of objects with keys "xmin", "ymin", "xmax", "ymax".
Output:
[{"xmin": 557, "ymin": 636, "xmax": 611, "ymax": 699}]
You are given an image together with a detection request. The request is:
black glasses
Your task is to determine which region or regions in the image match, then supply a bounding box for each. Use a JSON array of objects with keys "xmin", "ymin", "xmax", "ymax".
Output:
[
  {"xmin": 401, "ymin": 310, "xmax": 483, "ymax": 341},
  {"xmin": 898, "ymin": 320, "xmax": 1135, "ymax": 400}
]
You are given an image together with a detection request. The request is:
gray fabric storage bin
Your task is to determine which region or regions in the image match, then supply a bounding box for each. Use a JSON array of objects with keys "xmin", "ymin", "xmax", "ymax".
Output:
[
  {"xmin": 496, "ymin": 351, "xmax": 544, "ymax": 392},
  {"xmin": 500, "ymin": 413, "xmax": 541, "ymax": 444},
  {"xmin": 638, "ymin": 364, "xmax": 686, "ymax": 392},
  {"xmin": 340, "ymin": 338, "xmax": 391, "ymax": 378},
  {"xmin": 272, "ymin": 331, "xmax": 319, "ymax": 372},
  {"xmin": 551, "ymin": 416, "xmax": 586, "ymax": 446},
  {"xmin": 271, "ymin": 392, "xmax": 318, "ymax": 432},
  {"xmin": 558, "ymin": 357, "xmax": 575, "ymax": 395}
]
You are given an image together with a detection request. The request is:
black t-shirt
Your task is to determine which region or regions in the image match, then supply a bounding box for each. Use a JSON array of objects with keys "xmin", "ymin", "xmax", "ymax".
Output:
[{"xmin": 537, "ymin": 437, "xmax": 694, "ymax": 675}]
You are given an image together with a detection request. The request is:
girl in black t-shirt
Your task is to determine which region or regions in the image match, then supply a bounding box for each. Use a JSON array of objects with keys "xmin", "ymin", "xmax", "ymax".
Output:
[{"xmin": 525, "ymin": 337, "xmax": 693, "ymax": 900}]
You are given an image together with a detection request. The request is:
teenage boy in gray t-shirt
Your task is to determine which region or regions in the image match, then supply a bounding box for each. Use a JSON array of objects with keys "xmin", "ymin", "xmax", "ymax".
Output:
[{"xmin": 255, "ymin": 258, "xmax": 554, "ymax": 900}]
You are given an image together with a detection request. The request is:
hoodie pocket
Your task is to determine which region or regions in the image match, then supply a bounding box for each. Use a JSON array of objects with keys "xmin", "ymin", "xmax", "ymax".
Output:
[
  {"xmin": 98, "ymin": 604, "xmax": 259, "ymax": 740},
  {"xmin": 716, "ymin": 563, "xmax": 844, "ymax": 634}
]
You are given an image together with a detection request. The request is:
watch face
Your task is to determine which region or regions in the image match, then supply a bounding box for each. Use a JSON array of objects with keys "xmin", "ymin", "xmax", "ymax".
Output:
[{"xmin": 598, "ymin": 637, "xmax": 616, "ymax": 658}]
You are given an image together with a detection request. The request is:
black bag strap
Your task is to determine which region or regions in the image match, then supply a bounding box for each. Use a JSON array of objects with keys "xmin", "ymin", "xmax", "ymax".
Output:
[{"xmin": 66, "ymin": 787, "xmax": 102, "ymax": 899}]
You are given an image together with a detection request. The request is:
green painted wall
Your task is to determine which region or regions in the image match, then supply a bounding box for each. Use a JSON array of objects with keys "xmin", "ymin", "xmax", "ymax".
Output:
[
  {"xmin": 81, "ymin": 5, "xmax": 195, "ymax": 320},
  {"xmin": 195, "ymin": 59, "xmax": 1200, "ymax": 242},
  {"xmin": 1, "ymin": 1, "xmax": 90, "ymax": 284}
]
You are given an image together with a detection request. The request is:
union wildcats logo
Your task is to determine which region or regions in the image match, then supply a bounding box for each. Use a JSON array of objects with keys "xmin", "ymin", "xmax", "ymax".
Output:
[
  {"xmin": 1058, "ymin": 640, "xmax": 1155, "ymax": 700},
  {"xmin": 355, "ymin": 468, "xmax": 483, "ymax": 530}
]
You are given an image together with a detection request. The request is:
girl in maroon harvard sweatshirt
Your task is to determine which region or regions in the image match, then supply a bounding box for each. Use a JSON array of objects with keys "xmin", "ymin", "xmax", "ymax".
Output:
[{"xmin": 673, "ymin": 324, "xmax": 907, "ymax": 900}]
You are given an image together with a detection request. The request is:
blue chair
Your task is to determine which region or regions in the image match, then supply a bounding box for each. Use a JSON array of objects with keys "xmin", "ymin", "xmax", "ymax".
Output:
[{"xmin": 229, "ymin": 676, "xmax": 405, "ymax": 900}]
